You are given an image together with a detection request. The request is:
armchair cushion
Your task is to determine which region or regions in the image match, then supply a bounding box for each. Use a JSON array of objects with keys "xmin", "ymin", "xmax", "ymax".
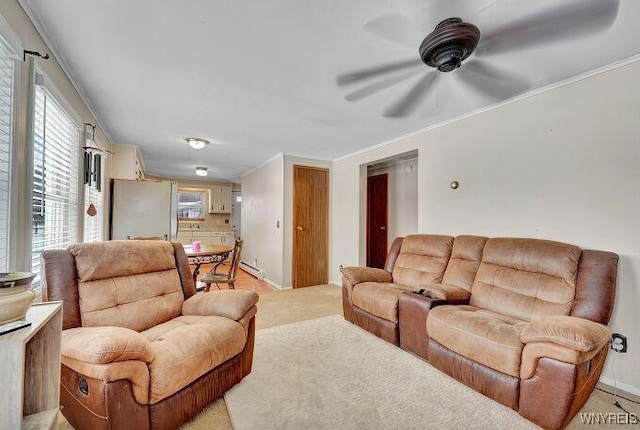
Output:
[
  {"xmin": 182, "ymin": 290, "xmax": 258, "ymax": 321},
  {"xmin": 62, "ymin": 326, "xmax": 154, "ymax": 364},
  {"xmin": 340, "ymin": 266, "xmax": 392, "ymax": 285},
  {"xmin": 142, "ymin": 315, "xmax": 246, "ymax": 404},
  {"xmin": 520, "ymin": 315, "xmax": 611, "ymax": 352}
]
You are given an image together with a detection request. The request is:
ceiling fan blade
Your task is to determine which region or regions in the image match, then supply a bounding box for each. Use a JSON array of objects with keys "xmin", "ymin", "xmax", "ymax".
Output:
[
  {"xmin": 336, "ymin": 58, "xmax": 423, "ymax": 86},
  {"xmin": 384, "ymin": 71, "xmax": 438, "ymax": 118},
  {"xmin": 363, "ymin": 13, "xmax": 421, "ymax": 49},
  {"xmin": 478, "ymin": 0, "xmax": 620, "ymax": 57},
  {"xmin": 457, "ymin": 59, "xmax": 530, "ymax": 100},
  {"xmin": 345, "ymin": 67, "xmax": 425, "ymax": 102}
]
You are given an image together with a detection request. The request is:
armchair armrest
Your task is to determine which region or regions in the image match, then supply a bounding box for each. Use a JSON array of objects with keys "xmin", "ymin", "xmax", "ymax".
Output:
[
  {"xmin": 521, "ymin": 315, "xmax": 610, "ymax": 352},
  {"xmin": 62, "ymin": 326, "xmax": 154, "ymax": 364},
  {"xmin": 340, "ymin": 266, "xmax": 392, "ymax": 285},
  {"xmin": 182, "ymin": 290, "xmax": 259, "ymax": 321}
]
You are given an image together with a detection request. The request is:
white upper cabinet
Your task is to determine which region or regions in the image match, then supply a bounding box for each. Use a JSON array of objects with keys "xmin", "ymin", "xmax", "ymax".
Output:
[
  {"xmin": 111, "ymin": 145, "xmax": 145, "ymax": 181},
  {"xmin": 208, "ymin": 185, "xmax": 233, "ymax": 213}
]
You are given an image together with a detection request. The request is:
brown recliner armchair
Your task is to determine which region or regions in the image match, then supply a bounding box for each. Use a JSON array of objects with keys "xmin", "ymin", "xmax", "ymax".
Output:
[{"xmin": 41, "ymin": 240, "xmax": 258, "ymax": 430}]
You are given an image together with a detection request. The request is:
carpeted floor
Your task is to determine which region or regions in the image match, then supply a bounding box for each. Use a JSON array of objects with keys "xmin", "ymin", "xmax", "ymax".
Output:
[
  {"xmin": 59, "ymin": 283, "xmax": 640, "ymax": 429},
  {"xmin": 225, "ymin": 315, "xmax": 539, "ymax": 430}
]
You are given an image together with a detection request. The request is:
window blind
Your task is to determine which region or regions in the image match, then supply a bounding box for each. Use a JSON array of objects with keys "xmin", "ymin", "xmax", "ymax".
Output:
[
  {"xmin": 32, "ymin": 83, "xmax": 80, "ymax": 286},
  {"xmin": 0, "ymin": 38, "xmax": 15, "ymax": 272}
]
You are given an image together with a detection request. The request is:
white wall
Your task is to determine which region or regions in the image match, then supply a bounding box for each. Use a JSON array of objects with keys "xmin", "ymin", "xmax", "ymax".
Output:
[
  {"xmin": 241, "ymin": 154, "xmax": 284, "ymax": 287},
  {"xmin": 283, "ymin": 155, "xmax": 331, "ymax": 288},
  {"xmin": 331, "ymin": 59, "xmax": 640, "ymax": 393},
  {"xmin": 368, "ymin": 158, "xmax": 418, "ymax": 245}
]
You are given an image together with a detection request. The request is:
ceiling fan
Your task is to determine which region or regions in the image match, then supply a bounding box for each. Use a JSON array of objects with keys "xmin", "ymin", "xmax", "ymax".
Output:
[{"xmin": 337, "ymin": 0, "xmax": 620, "ymax": 118}]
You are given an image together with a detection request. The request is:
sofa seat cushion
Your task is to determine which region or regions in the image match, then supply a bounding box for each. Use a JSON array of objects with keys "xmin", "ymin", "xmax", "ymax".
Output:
[
  {"xmin": 352, "ymin": 282, "xmax": 414, "ymax": 323},
  {"xmin": 142, "ymin": 315, "xmax": 246, "ymax": 404},
  {"xmin": 427, "ymin": 305, "xmax": 528, "ymax": 377}
]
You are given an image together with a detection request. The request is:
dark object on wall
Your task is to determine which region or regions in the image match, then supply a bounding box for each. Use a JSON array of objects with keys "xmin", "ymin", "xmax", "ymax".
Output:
[{"xmin": 23, "ymin": 50, "xmax": 50, "ymax": 61}]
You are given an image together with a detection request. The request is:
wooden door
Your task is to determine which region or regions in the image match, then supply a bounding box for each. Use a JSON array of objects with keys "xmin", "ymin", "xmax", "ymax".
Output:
[
  {"xmin": 366, "ymin": 173, "xmax": 388, "ymax": 269},
  {"xmin": 293, "ymin": 165, "xmax": 329, "ymax": 288}
]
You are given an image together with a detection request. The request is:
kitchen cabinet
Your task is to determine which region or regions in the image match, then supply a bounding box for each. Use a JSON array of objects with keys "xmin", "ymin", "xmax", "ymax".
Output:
[
  {"xmin": 208, "ymin": 185, "xmax": 233, "ymax": 213},
  {"xmin": 212, "ymin": 231, "xmax": 235, "ymax": 246},
  {"xmin": 111, "ymin": 144, "xmax": 144, "ymax": 181}
]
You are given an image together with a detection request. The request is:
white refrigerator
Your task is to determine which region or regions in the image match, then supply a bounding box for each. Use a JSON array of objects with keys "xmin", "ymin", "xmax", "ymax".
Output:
[{"xmin": 109, "ymin": 180, "xmax": 178, "ymax": 240}]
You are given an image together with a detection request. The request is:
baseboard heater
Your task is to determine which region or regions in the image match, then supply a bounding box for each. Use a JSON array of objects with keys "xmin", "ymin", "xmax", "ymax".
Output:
[{"xmin": 240, "ymin": 261, "xmax": 265, "ymax": 280}]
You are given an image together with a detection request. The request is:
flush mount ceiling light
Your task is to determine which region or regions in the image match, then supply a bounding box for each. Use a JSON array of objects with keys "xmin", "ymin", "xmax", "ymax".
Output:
[
  {"xmin": 195, "ymin": 166, "xmax": 208, "ymax": 177},
  {"xmin": 185, "ymin": 137, "xmax": 210, "ymax": 150}
]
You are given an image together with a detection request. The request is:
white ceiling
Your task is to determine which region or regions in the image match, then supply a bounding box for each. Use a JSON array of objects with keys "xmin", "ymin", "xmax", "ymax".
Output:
[{"xmin": 20, "ymin": 0, "xmax": 640, "ymax": 182}]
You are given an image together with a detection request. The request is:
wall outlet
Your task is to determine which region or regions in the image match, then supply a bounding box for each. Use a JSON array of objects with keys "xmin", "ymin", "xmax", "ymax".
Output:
[{"xmin": 611, "ymin": 333, "xmax": 627, "ymax": 353}]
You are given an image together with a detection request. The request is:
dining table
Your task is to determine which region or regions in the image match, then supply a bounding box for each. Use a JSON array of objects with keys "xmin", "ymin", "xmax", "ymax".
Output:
[{"xmin": 183, "ymin": 244, "xmax": 233, "ymax": 286}]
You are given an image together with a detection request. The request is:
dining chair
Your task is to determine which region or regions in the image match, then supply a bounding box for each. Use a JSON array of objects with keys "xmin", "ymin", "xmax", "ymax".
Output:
[{"xmin": 201, "ymin": 239, "xmax": 243, "ymax": 291}]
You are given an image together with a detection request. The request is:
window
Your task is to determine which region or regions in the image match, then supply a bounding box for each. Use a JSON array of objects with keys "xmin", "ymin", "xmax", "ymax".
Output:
[
  {"xmin": 31, "ymin": 81, "xmax": 80, "ymax": 286},
  {"xmin": 0, "ymin": 36, "xmax": 16, "ymax": 272},
  {"xmin": 178, "ymin": 190, "xmax": 205, "ymax": 221}
]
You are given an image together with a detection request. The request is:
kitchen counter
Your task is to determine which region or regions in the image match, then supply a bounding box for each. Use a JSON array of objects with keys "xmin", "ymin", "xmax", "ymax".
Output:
[{"xmin": 176, "ymin": 229, "xmax": 235, "ymax": 246}]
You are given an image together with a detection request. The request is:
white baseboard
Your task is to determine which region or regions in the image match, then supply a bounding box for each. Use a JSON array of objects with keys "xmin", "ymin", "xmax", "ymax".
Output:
[
  {"xmin": 239, "ymin": 262, "xmax": 287, "ymax": 290},
  {"xmin": 265, "ymin": 278, "xmax": 288, "ymax": 290},
  {"xmin": 599, "ymin": 376, "xmax": 640, "ymax": 397}
]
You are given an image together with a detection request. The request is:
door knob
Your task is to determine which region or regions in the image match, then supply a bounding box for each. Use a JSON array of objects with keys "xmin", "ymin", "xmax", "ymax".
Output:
[
  {"xmin": 296, "ymin": 226, "xmax": 303, "ymax": 231},
  {"xmin": 381, "ymin": 226, "xmax": 386, "ymax": 230}
]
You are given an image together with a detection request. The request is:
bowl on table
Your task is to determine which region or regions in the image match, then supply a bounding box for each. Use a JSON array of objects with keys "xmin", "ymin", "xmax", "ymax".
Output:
[{"xmin": 0, "ymin": 272, "xmax": 36, "ymax": 325}]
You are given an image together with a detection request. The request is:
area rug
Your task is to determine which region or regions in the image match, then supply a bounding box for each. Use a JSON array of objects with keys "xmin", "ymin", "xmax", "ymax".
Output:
[{"xmin": 224, "ymin": 315, "xmax": 540, "ymax": 429}]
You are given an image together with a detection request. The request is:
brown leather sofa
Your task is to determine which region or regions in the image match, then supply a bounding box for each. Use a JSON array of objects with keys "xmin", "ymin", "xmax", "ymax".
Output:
[
  {"xmin": 342, "ymin": 234, "xmax": 618, "ymax": 430},
  {"xmin": 41, "ymin": 240, "xmax": 258, "ymax": 430}
]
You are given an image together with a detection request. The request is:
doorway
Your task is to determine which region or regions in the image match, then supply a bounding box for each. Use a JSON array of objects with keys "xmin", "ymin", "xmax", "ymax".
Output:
[
  {"xmin": 366, "ymin": 174, "xmax": 388, "ymax": 268},
  {"xmin": 365, "ymin": 150, "xmax": 418, "ymax": 268},
  {"xmin": 292, "ymin": 165, "xmax": 329, "ymax": 288}
]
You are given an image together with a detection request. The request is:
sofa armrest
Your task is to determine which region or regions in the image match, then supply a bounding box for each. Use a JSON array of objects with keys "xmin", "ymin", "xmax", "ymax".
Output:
[
  {"xmin": 340, "ymin": 266, "xmax": 392, "ymax": 285},
  {"xmin": 521, "ymin": 315, "xmax": 611, "ymax": 352},
  {"xmin": 182, "ymin": 290, "xmax": 259, "ymax": 321},
  {"xmin": 417, "ymin": 282, "xmax": 471, "ymax": 301},
  {"xmin": 62, "ymin": 326, "xmax": 154, "ymax": 364}
]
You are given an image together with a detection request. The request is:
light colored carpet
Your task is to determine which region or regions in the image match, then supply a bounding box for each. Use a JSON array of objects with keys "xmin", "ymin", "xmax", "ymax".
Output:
[
  {"xmin": 254, "ymin": 284, "xmax": 344, "ymax": 330},
  {"xmin": 225, "ymin": 315, "xmax": 539, "ymax": 430}
]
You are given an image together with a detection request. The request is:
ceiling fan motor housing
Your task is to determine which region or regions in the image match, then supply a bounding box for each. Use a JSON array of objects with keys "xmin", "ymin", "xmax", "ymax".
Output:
[{"xmin": 419, "ymin": 18, "xmax": 481, "ymax": 72}]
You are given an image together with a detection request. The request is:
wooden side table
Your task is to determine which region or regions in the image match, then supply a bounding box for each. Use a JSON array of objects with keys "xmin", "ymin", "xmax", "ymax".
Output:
[{"xmin": 0, "ymin": 302, "xmax": 63, "ymax": 430}]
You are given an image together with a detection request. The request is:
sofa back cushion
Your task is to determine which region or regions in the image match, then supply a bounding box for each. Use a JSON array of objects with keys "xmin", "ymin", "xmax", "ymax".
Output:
[
  {"xmin": 392, "ymin": 235, "xmax": 453, "ymax": 288},
  {"xmin": 441, "ymin": 235, "xmax": 488, "ymax": 290},
  {"xmin": 470, "ymin": 238, "xmax": 582, "ymax": 321},
  {"xmin": 69, "ymin": 241, "xmax": 184, "ymax": 331}
]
